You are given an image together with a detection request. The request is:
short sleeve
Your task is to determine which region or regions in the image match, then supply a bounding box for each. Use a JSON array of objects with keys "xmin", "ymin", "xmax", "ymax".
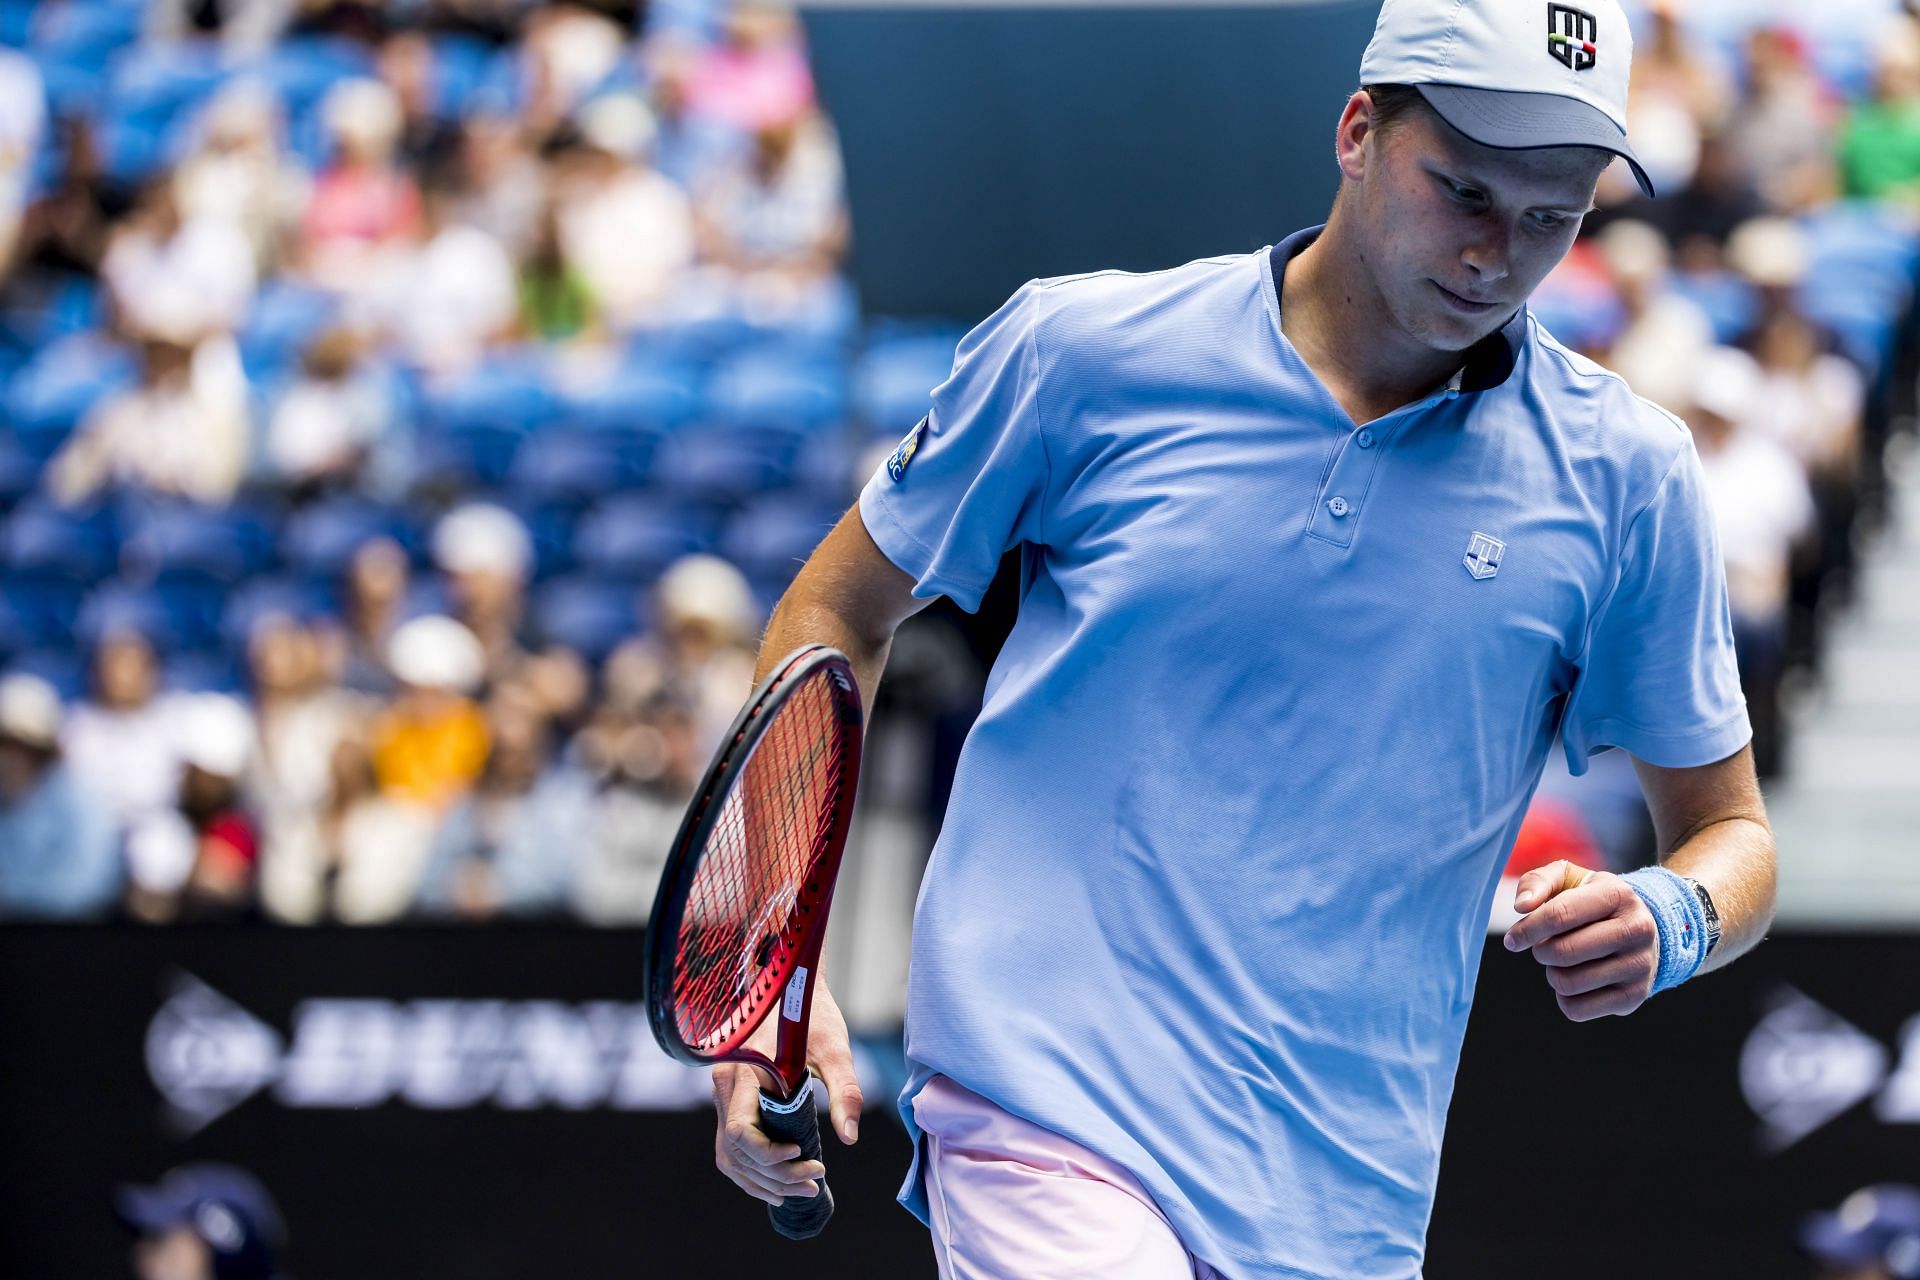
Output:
[
  {"xmin": 857, "ymin": 281, "xmax": 1049, "ymax": 613},
  {"xmin": 1560, "ymin": 439, "xmax": 1752, "ymax": 774}
]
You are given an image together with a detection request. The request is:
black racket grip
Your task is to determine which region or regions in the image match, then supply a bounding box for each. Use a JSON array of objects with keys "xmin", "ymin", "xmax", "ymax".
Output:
[{"xmin": 759, "ymin": 1081, "xmax": 835, "ymax": 1239}]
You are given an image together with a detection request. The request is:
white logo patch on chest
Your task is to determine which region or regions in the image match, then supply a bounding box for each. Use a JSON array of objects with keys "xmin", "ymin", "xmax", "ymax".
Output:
[{"xmin": 1463, "ymin": 531, "xmax": 1506, "ymax": 580}]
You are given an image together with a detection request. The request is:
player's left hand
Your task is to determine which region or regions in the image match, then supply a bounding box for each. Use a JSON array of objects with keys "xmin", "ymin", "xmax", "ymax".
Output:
[{"xmin": 1502, "ymin": 860, "xmax": 1659, "ymax": 1023}]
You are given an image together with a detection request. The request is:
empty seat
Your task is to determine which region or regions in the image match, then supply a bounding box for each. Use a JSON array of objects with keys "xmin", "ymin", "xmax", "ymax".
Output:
[
  {"xmin": 705, "ymin": 344, "xmax": 847, "ymax": 436},
  {"xmin": 573, "ymin": 496, "xmax": 721, "ymax": 582},
  {"xmin": 530, "ymin": 575, "xmax": 648, "ymax": 663}
]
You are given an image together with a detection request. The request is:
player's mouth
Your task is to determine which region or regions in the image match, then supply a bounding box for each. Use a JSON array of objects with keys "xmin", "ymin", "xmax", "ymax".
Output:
[{"xmin": 1432, "ymin": 282, "xmax": 1500, "ymax": 315}]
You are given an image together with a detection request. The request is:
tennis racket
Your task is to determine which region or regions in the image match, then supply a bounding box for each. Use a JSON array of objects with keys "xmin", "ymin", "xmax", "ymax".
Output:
[{"xmin": 644, "ymin": 643, "xmax": 864, "ymax": 1240}]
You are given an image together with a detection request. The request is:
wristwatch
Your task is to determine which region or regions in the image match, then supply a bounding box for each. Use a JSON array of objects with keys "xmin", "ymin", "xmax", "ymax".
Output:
[{"xmin": 1682, "ymin": 877, "xmax": 1721, "ymax": 956}]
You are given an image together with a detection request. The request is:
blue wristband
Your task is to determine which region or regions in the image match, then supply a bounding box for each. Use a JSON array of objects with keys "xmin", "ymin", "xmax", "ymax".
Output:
[{"xmin": 1621, "ymin": 866, "xmax": 1708, "ymax": 994}]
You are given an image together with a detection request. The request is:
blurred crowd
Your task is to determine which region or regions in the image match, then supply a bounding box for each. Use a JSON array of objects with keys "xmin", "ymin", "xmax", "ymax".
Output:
[
  {"xmin": 3, "ymin": 0, "xmax": 1920, "ymax": 925},
  {"xmin": 1504, "ymin": 0, "xmax": 1920, "ymax": 885}
]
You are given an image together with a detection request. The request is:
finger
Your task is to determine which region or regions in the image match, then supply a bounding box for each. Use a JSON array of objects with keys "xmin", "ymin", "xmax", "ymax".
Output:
[
  {"xmin": 1555, "ymin": 983, "xmax": 1644, "ymax": 1023},
  {"xmin": 813, "ymin": 1047, "xmax": 864, "ymax": 1147},
  {"xmin": 721, "ymin": 1162, "xmax": 800, "ymax": 1208},
  {"xmin": 1541, "ymin": 951, "xmax": 1652, "ymax": 999},
  {"xmin": 1529, "ymin": 914, "xmax": 1647, "ymax": 968},
  {"xmin": 727, "ymin": 1156, "xmax": 826, "ymax": 1201},
  {"xmin": 724, "ymin": 1111, "xmax": 802, "ymax": 1168},
  {"xmin": 1512, "ymin": 859, "xmax": 1590, "ymax": 915},
  {"xmin": 1505, "ymin": 875, "xmax": 1615, "ymax": 952}
]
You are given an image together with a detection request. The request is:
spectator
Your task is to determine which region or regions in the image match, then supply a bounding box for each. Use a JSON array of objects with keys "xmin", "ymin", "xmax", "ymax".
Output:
[
  {"xmin": 99, "ymin": 175, "xmax": 257, "ymax": 342},
  {"xmin": 173, "ymin": 78, "xmax": 307, "ymax": 275},
  {"xmin": 248, "ymin": 614, "xmax": 368, "ymax": 924},
  {"xmin": 1689, "ymin": 346, "xmax": 1814, "ymax": 778},
  {"xmin": 518, "ymin": 3, "xmax": 629, "ymax": 139},
  {"xmin": 553, "ymin": 93, "xmax": 695, "ymax": 330},
  {"xmin": 450, "ymin": 112, "xmax": 546, "ymax": 261},
  {"xmin": 361, "ymin": 179, "xmax": 518, "ymax": 375},
  {"xmin": 431, "ymin": 502, "xmax": 533, "ymax": 683},
  {"xmin": 266, "ymin": 327, "xmax": 393, "ymax": 496},
  {"xmin": 6, "ymin": 116, "xmax": 129, "ymax": 284},
  {"xmin": 339, "ymin": 536, "xmax": 410, "ymax": 695},
  {"xmin": 311, "ymin": 729, "xmax": 440, "ymax": 923},
  {"xmin": 297, "ymin": 78, "xmax": 423, "ymax": 291},
  {"xmin": 517, "ymin": 197, "xmax": 600, "ymax": 344},
  {"xmin": 1838, "ymin": 16, "xmax": 1920, "ymax": 204},
  {"xmin": 0, "ymin": 674, "xmax": 121, "ymax": 921},
  {"xmin": 378, "ymin": 29, "xmax": 461, "ymax": 180},
  {"xmin": 415, "ymin": 690, "xmax": 593, "ymax": 920},
  {"xmin": 63, "ymin": 631, "xmax": 186, "ymax": 837},
  {"xmin": 0, "ymin": 45, "xmax": 46, "ymax": 268},
  {"xmin": 602, "ymin": 553, "xmax": 758, "ymax": 757},
  {"xmin": 1798, "ymin": 1184, "xmax": 1920, "ymax": 1280},
  {"xmin": 116, "ymin": 1162, "xmax": 288, "ymax": 1280},
  {"xmin": 368, "ymin": 614, "xmax": 490, "ymax": 810},
  {"xmin": 1596, "ymin": 218, "xmax": 1714, "ymax": 414},
  {"xmin": 573, "ymin": 697, "xmax": 700, "ymax": 925},
  {"xmin": 690, "ymin": 107, "xmax": 849, "ymax": 326},
  {"xmin": 683, "ymin": 2, "xmax": 816, "ymax": 135},
  {"xmin": 46, "ymin": 319, "xmax": 251, "ymax": 507},
  {"xmin": 1728, "ymin": 26, "xmax": 1839, "ymax": 215},
  {"xmin": 118, "ymin": 694, "xmax": 257, "ymax": 924}
]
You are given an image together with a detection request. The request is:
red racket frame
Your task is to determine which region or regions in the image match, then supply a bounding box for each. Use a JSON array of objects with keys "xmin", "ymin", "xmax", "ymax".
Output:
[{"xmin": 644, "ymin": 644, "xmax": 863, "ymax": 1099}]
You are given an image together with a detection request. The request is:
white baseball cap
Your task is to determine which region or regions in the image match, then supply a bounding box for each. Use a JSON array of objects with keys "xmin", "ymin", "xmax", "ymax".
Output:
[{"xmin": 1359, "ymin": 0, "xmax": 1654, "ymax": 197}]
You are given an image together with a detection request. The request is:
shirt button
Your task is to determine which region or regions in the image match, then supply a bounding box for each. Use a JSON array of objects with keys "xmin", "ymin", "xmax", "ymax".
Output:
[
  {"xmin": 1356, "ymin": 430, "xmax": 1375, "ymax": 449},
  {"xmin": 1327, "ymin": 496, "xmax": 1350, "ymax": 517}
]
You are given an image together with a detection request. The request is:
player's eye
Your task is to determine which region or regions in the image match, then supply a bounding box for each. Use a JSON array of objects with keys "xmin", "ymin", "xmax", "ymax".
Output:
[
  {"xmin": 1440, "ymin": 177, "xmax": 1486, "ymax": 207},
  {"xmin": 1528, "ymin": 210, "xmax": 1572, "ymax": 231}
]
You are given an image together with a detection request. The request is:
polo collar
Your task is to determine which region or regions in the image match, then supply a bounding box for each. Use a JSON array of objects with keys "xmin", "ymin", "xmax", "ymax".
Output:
[{"xmin": 1268, "ymin": 225, "xmax": 1523, "ymax": 395}]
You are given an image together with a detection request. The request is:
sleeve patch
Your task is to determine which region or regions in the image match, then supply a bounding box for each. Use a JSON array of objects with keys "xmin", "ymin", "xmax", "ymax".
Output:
[{"xmin": 886, "ymin": 416, "xmax": 929, "ymax": 483}]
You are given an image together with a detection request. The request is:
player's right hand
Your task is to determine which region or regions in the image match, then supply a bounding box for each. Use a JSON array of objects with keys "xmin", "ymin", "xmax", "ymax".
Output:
[{"xmin": 710, "ymin": 979, "xmax": 863, "ymax": 1207}]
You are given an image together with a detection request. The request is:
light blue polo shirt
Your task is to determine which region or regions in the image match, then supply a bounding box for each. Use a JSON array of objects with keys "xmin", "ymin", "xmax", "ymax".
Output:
[{"xmin": 857, "ymin": 226, "xmax": 1750, "ymax": 1279}]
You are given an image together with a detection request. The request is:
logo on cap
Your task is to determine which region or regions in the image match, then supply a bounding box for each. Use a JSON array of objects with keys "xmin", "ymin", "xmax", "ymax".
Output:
[{"xmin": 1546, "ymin": 4, "xmax": 1599, "ymax": 71}]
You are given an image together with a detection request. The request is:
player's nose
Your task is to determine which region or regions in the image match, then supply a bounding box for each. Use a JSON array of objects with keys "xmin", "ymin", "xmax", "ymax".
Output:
[{"xmin": 1460, "ymin": 224, "xmax": 1512, "ymax": 285}]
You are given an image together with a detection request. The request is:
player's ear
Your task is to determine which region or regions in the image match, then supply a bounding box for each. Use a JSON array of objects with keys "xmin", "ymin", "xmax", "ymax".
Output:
[{"xmin": 1334, "ymin": 90, "xmax": 1374, "ymax": 184}]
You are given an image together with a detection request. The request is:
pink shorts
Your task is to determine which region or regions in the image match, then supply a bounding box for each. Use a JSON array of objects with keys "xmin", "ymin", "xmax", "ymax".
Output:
[{"xmin": 912, "ymin": 1074, "xmax": 1226, "ymax": 1280}]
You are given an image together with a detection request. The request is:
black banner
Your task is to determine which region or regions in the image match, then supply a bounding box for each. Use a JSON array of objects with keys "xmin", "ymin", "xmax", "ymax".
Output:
[{"xmin": 2, "ymin": 927, "xmax": 1916, "ymax": 1278}]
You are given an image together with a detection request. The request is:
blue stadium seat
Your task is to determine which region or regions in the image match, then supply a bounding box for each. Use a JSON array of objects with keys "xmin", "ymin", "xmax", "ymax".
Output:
[
  {"xmin": 76, "ymin": 579, "xmax": 224, "ymax": 654},
  {"xmin": 0, "ymin": 580, "xmax": 82, "ymax": 658},
  {"xmin": 566, "ymin": 356, "xmax": 704, "ymax": 434},
  {"xmin": 427, "ymin": 34, "xmax": 495, "ymax": 120},
  {"xmin": 220, "ymin": 576, "xmax": 337, "ymax": 652},
  {"xmin": 4, "ymin": 502, "xmax": 120, "ymax": 582},
  {"xmin": 6, "ymin": 332, "xmax": 137, "ymax": 459},
  {"xmin": 853, "ymin": 331, "xmax": 961, "ymax": 432},
  {"xmin": 121, "ymin": 501, "xmax": 283, "ymax": 586},
  {"xmin": 649, "ymin": 427, "xmax": 799, "ymax": 503},
  {"xmin": 411, "ymin": 424, "xmax": 525, "ymax": 490},
  {"xmin": 1667, "ymin": 271, "xmax": 1756, "ymax": 345},
  {"xmin": 705, "ymin": 345, "xmax": 848, "ymax": 436},
  {"xmin": 107, "ymin": 43, "xmax": 230, "ymax": 130},
  {"xmin": 239, "ymin": 282, "xmax": 341, "ymax": 378},
  {"xmin": 573, "ymin": 496, "xmax": 721, "ymax": 582},
  {"xmin": 281, "ymin": 498, "xmax": 417, "ymax": 580},
  {"xmin": 487, "ymin": 496, "xmax": 578, "ymax": 581},
  {"xmin": 718, "ymin": 497, "xmax": 840, "ymax": 587},
  {"xmin": 422, "ymin": 354, "xmax": 558, "ymax": 436},
  {"xmin": 530, "ymin": 575, "xmax": 647, "ymax": 663},
  {"xmin": 29, "ymin": 1, "xmax": 142, "ymax": 62},
  {"xmin": 6, "ymin": 650, "xmax": 85, "ymax": 700},
  {"xmin": 252, "ymin": 36, "xmax": 375, "ymax": 115},
  {"xmin": 165, "ymin": 650, "xmax": 243, "ymax": 694},
  {"xmin": 506, "ymin": 426, "xmax": 663, "ymax": 506}
]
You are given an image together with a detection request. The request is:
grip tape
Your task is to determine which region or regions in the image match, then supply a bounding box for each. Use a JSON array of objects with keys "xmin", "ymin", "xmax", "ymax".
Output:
[{"xmin": 759, "ymin": 1080, "xmax": 834, "ymax": 1239}]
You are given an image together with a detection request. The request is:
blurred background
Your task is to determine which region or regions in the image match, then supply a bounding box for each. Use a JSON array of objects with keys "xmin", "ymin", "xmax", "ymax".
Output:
[{"xmin": 0, "ymin": 0, "xmax": 1915, "ymax": 1276}]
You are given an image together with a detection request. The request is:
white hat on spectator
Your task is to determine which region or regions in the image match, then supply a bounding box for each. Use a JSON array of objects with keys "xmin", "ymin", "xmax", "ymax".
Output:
[
  {"xmin": 322, "ymin": 78, "xmax": 402, "ymax": 151},
  {"xmin": 1597, "ymin": 219, "xmax": 1669, "ymax": 285},
  {"xmin": 1726, "ymin": 217, "xmax": 1810, "ymax": 289},
  {"xmin": 657, "ymin": 554, "xmax": 758, "ymax": 639},
  {"xmin": 1691, "ymin": 346, "xmax": 1764, "ymax": 424},
  {"xmin": 432, "ymin": 503, "xmax": 533, "ymax": 582},
  {"xmin": 388, "ymin": 615, "xmax": 487, "ymax": 694},
  {"xmin": 578, "ymin": 92, "xmax": 658, "ymax": 161},
  {"xmin": 0, "ymin": 674, "xmax": 62, "ymax": 750},
  {"xmin": 176, "ymin": 694, "xmax": 255, "ymax": 778}
]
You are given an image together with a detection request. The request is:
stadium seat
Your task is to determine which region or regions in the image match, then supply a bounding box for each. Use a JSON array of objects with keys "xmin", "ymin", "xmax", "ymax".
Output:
[
  {"xmin": 853, "ymin": 331, "xmax": 962, "ymax": 433},
  {"xmin": 281, "ymin": 498, "xmax": 417, "ymax": 580},
  {"xmin": 4, "ymin": 502, "xmax": 120, "ymax": 582},
  {"xmin": 705, "ymin": 344, "xmax": 848, "ymax": 436},
  {"xmin": 165, "ymin": 649, "xmax": 243, "ymax": 694},
  {"xmin": 573, "ymin": 496, "xmax": 722, "ymax": 582},
  {"xmin": 718, "ymin": 497, "xmax": 840, "ymax": 587},
  {"xmin": 530, "ymin": 574, "xmax": 648, "ymax": 663},
  {"xmin": 238, "ymin": 282, "xmax": 341, "ymax": 378},
  {"xmin": 76, "ymin": 579, "xmax": 224, "ymax": 655},
  {"xmin": 0, "ymin": 580, "xmax": 83, "ymax": 658},
  {"xmin": 5, "ymin": 650, "xmax": 86, "ymax": 700},
  {"xmin": 120, "ymin": 501, "xmax": 282, "ymax": 586},
  {"xmin": 507, "ymin": 426, "xmax": 663, "ymax": 506},
  {"xmin": 252, "ymin": 36, "xmax": 375, "ymax": 115},
  {"xmin": 220, "ymin": 576, "xmax": 338, "ymax": 653},
  {"xmin": 6, "ymin": 332, "xmax": 137, "ymax": 459},
  {"xmin": 565, "ymin": 356, "xmax": 704, "ymax": 434},
  {"xmin": 648, "ymin": 427, "xmax": 799, "ymax": 504},
  {"xmin": 411, "ymin": 424, "xmax": 525, "ymax": 491}
]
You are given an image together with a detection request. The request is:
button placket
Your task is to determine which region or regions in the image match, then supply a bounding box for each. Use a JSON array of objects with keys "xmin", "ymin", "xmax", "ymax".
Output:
[{"xmin": 1306, "ymin": 419, "xmax": 1402, "ymax": 547}]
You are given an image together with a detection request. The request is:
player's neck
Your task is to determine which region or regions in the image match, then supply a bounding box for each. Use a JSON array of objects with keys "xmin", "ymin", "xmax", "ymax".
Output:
[{"xmin": 1280, "ymin": 224, "xmax": 1464, "ymax": 427}]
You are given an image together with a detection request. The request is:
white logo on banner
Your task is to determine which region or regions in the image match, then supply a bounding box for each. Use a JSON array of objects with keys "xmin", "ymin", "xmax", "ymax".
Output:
[
  {"xmin": 145, "ymin": 972, "xmax": 716, "ymax": 1134},
  {"xmin": 1737, "ymin": 985, "xmax": 1920, "ymax": 1151}
]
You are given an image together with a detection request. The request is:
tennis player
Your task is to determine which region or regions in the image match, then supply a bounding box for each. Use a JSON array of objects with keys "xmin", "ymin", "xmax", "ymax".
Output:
[{"xmin": 710, "ymin": 1, "xmax": 1777, "ymax": 1275}]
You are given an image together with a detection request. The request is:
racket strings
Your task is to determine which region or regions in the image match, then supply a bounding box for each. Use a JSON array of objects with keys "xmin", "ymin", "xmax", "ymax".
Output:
[{"xmin": 671, "ymin": 670, "xmax": 852, "ymax": 1050}]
